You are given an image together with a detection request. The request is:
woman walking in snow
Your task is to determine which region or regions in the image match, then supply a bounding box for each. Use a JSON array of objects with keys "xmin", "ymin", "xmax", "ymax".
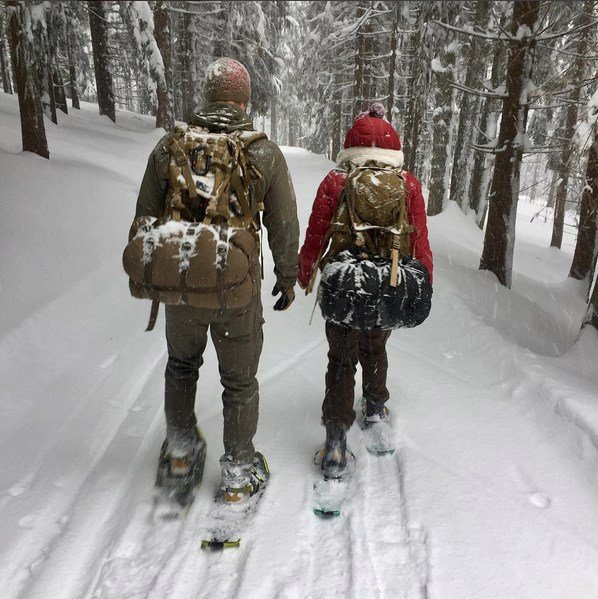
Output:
[{"xmin": 298, "ymin": 103, "xmax": 433, "ymax": 478}]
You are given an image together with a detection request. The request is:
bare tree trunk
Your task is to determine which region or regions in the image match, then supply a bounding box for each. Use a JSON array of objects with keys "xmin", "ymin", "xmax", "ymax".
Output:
[
  {"xmin": 270, "ymin": 97, "xmax": 278, "ymax": 143},
  {"xmin": 550, "ymin": 3, "xmax": 592, "ymax": 249},
  {"xmin": 469, "ymin": 22, "xmax": 506, "ymax": 226},
  {"xmin": 479, "ymin": 0, "xmax": 540, "ymax": 288},
  {"xmin": 361, "ymin": 13, "xmax": 372, "ymax": 107},
  {"xmin": 65, "ymin": 10, "xmax": 80, "ymax": 109},
  {"xmin": 545, "ymin": 167, "xmax": 558, "ymax": 208},
  {"xmin": 53, "ymin": 58, "xmax": 68, "ymax": 114},
  {"xmin": 427, "ymin": 38, "xmax": 456, "ymax": 216},
  {"xmin": 403, "ymin": 3, "xmax": 428, "ymax": 174},
  {"xmin": 332, "ymin": 73, "xmax": 342, "ymax": 160},
  {"xmin": 583, "ymin": 256, "xmax": 598, "ymax": 330},
  {"xmin": 7, "ymin": 0, "xmax": 49, "ymax": 158},
  {"xmin": 0, "ymin": 18, "xmax": 13, "ymax": 94},
  {"xmin": 41, "ymin": 55, "xmax": 58, "ymax": 124},
  {"xmin": 180, "ymin": 10, "xmax": 195, "ymax": 122},
  {"xmin": 154, "ymin": 0, "xmax": 174, "ymax": 130},
  {"xmin": 450, "ymin": 0, "xmax": 490, "ymax": 211},
  {"xmin": 386, "ymin": 4, "xmax": 398, "ymax": 121},
  {"xmin": 352, "ymin": 6, "xmax": 365, "ymax": 120},
  {"xmin": 570, "ymin": 131, "xmax": 598, "ymax": 282},
  {"xmin": 88, "ymin": 0, "xmax": 115, "ymax": 122}
]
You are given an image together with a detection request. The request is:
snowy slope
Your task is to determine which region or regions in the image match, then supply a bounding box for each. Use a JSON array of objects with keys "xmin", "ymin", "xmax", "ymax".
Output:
[{"xmin": 1, "ymin": 93, "xmax": 597, "ymax": 599}]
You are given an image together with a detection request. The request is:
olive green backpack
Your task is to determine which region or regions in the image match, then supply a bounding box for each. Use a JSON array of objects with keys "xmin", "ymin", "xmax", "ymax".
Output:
[{"xmin": 123, "ymin": 125, "xmax": 266, "ymax": 329}]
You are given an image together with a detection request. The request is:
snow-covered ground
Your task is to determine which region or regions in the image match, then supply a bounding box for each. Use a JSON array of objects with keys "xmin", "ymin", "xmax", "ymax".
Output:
[{"xmin": 1, "ymin": 93, "xmax": 597, "ymax": 599}]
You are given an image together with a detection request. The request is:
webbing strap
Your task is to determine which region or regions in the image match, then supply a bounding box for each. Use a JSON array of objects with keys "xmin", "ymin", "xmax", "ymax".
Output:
[
  {"xmin": 146, "ymin": 300, "xmax": 160, "ymax": 332},
  {"xmin": 169, "ymin": 138, "xmax": 197, "ymax": 199}
]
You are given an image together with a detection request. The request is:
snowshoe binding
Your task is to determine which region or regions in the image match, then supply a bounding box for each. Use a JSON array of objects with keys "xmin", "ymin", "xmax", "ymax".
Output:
[
  {"xmin": 318, "ymin": 423, "xmax": 354, "ymax": 480},
  {"xmin": 201, "ymin": 452, "xmax": 270, "ymax": 550},
  {"xmin": 360, "ymin": 398, "xmax": 395, "ymax": 455},
  {"xmin": 313, "ymin": 424, "xmax": 355, "ymax": 518},
  {"xmin": 221, "ymin": 451, "xmax": 270, "ymax": 506},
  {"xmin": 155, "ymin": 426, "xmax": 207, "ymax": 514}
]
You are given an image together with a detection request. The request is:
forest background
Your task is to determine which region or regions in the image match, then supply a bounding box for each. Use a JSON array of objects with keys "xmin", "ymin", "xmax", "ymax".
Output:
[{"xmin": 1, "ymin": 0, "xmax": 598, "ymax": 334}]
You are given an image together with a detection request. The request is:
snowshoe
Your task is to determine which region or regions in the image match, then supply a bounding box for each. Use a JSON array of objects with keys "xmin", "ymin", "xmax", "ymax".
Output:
[
  {"xmin": 201, "ymin": 452, "xmax": 270, "ymax": 550},
  {"xmin": 155, "ymin": 426, "xmax": 207, "ymax": 511},
  {"xmin": 359, "ymin": 398, "xmax": 395, "ymax": 455},
  {"xmin": 221, "ymin": 451, "xmax": 270, "ymax": 506},
  {"xmin": 313, "ymin": 426, "xmax": 355, "ymax": 518},
  {"xmin": 318, "ymin": 423, "xmax": 354, "ymax": 480}
]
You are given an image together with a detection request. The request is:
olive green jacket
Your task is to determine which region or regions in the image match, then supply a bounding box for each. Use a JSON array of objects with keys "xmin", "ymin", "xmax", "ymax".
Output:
[{"xmin": 134, "ymin": 103, "xmax": 299, "ymax": 291}]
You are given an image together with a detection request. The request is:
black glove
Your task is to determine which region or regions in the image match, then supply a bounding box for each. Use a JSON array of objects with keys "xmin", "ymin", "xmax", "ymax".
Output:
[{"xmin": 272, "ymin": 284, "xmax": 295, "ymax": 311}]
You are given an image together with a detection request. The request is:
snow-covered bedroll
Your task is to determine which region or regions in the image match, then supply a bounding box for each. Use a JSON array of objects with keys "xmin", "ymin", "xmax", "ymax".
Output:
[{"xmin": 1, "ymin": 93, "xmax": 597, "ymax": 599}]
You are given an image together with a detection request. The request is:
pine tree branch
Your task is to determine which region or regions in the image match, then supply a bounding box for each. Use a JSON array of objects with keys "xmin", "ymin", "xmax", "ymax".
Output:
[{"xmin": 451, "ymin": 82, "xmax": 507, "ymax": 99}]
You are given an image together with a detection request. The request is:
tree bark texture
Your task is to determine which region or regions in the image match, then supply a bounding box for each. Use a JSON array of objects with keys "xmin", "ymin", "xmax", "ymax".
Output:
[
  {"xmin": 386, "ymin": 4, "xmax": 398, "ymax": 122},
  {"xmin": 570, "ymin": 132, "xmax": 598, "ymax": 282},
  {"xmin": 479, "ymin": 0, "xmax": 540, "ymax": 288},
  {"xmin": 450, "ymin": 0, "xmax": 490, "ymax": 211},
  {"xmin": 88, "ymin": 0, "xmax": 115, "ymax": 122},
  {"xmin": 180, "ymin": 10, "xmax": 195, "ymax": 122},
  {"xmin": 65, "ymin": 10, "xmax": 80, "ymax": 109},
  {"xmin": 53, "ymin": 60, "xmax": 68, "ymax": 115},
  {"xmin": 270, "ymin": 96, "xmax": 278, "ymax": 143},
  {"xmin": 352, "ymin": 6, "xmax": 366, "ymax": 120},
  {"xmin": 7, "ymin": 0, "xmax": 49, "ymax": 158},
  {"xmin": 550, "ymin": 3, "xmax": 592, "ymax": 249},
  {"xmin": 331, "ymin": 74, "xmax": 342, "ymax": 160},
  {"xmin": 427, "ymin": 40, "xmax": 456, "ymax": 216},
  {"xmin": 154, "ymin": 0, "xmax": 174, "ymax": 130},
  {"xmin": 469, "ymin": 17, "xmax": 506, "ymax": 226},
  {"xmin": 584, "ymin": 259, "xmax": 598, "ymax": 330},
  {"xmin": 0, "ymin": 20, "xmax": 13, "ymax": 94}
]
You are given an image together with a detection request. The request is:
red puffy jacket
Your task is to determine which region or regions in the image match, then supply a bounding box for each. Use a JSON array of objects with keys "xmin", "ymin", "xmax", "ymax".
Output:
[{"xmin": 298, "ymin": 112, "xmax": 433, "ymax": 288}]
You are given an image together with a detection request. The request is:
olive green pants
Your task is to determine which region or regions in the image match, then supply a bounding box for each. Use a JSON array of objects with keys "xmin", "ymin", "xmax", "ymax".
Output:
[{"xmin": 164, "ymin": 297, "xmax": 264, "ymax": 464}]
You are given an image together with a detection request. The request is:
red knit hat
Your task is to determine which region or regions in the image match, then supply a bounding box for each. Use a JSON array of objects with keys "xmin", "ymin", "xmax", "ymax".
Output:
[
  {"xmin": 205, "ymin": 58, "xmax": 251, "ymax": 105},
  {"xmin": 343, "ymin": 103, "xmax": 401, "ymax": 150}
]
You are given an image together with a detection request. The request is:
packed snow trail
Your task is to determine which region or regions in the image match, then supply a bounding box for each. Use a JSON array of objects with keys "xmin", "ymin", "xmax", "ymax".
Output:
[{"xmin": 1, "ymin": 94, "xmax": 598, "ymax": 598}]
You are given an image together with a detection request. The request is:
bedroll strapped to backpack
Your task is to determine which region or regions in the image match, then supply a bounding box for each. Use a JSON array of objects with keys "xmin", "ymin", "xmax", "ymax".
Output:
[
  {"xmin": 316, "ymin": 161, "xmax": 432, "ymax": 330},
  {"xmin": 123, "ymin": 125, "xmax": 267, "ymax": 330}
]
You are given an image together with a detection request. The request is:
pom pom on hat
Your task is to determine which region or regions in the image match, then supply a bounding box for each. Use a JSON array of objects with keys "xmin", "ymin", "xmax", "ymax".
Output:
[{"xmin": 368, "ymin": 102, "xmax": 386, "ymax": 118}]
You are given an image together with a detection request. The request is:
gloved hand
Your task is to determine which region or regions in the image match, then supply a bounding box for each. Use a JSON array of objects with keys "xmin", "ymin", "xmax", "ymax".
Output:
[{"xmin": 272, "ymin": 284, "xmax": 295, "ymax": 311}]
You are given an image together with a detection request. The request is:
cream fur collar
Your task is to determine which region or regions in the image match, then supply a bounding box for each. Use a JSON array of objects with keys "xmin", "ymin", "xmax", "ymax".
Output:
[{"xmin": 336, "ymin": 147, "xmax": 405, "ymax": 169}]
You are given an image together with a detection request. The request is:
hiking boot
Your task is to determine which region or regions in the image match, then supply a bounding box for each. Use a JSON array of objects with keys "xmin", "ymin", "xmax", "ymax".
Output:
[
  {"xmin": 156, "ymin": 426, "xmax": 207, "ymax": 489},
  {"xmin": 318, "ymin": 422, "xmax": 354, "ymax": 480},
  {"xmin": 361, "ymin": 397, "xmax": 390, "ymax": 429},
  {"xmin": 221, "ymin": 452, "xmax": 270, "ymax": 505}
]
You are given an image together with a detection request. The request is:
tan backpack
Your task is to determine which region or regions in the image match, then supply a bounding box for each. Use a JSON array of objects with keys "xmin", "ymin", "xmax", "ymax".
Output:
[
  {"xmin": 123, "ymin": 125, "xmax": 266, "ymax": 329},
  {"xmin": 325, "ymin": 161, "xmax": 415, "ymax": 287}
]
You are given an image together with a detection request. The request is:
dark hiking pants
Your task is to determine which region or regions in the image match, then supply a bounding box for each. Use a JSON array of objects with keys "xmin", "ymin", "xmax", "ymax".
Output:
[
  {"xmin": 164, "ymin": 297, "xmax": 264, "ymax": 465},
  {"xmin": 323, "ymin": 321, "xmax": 391, "ymax": 430}
]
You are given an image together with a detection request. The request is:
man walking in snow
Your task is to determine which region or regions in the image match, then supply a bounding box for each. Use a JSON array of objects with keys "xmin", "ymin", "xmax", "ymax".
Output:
[
  {"xmin": 298, "ymin": 103, "xmax": 433, "ymax": 478},
  {"xmin": 133, "ymin": 58, "xmax": 299, "ymax": 504}
]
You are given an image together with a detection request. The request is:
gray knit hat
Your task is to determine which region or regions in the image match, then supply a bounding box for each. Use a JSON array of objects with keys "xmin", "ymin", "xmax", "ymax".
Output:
[{"xmin": 205, "ymin": 58, "xmax": 251, "ymax": 105}]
